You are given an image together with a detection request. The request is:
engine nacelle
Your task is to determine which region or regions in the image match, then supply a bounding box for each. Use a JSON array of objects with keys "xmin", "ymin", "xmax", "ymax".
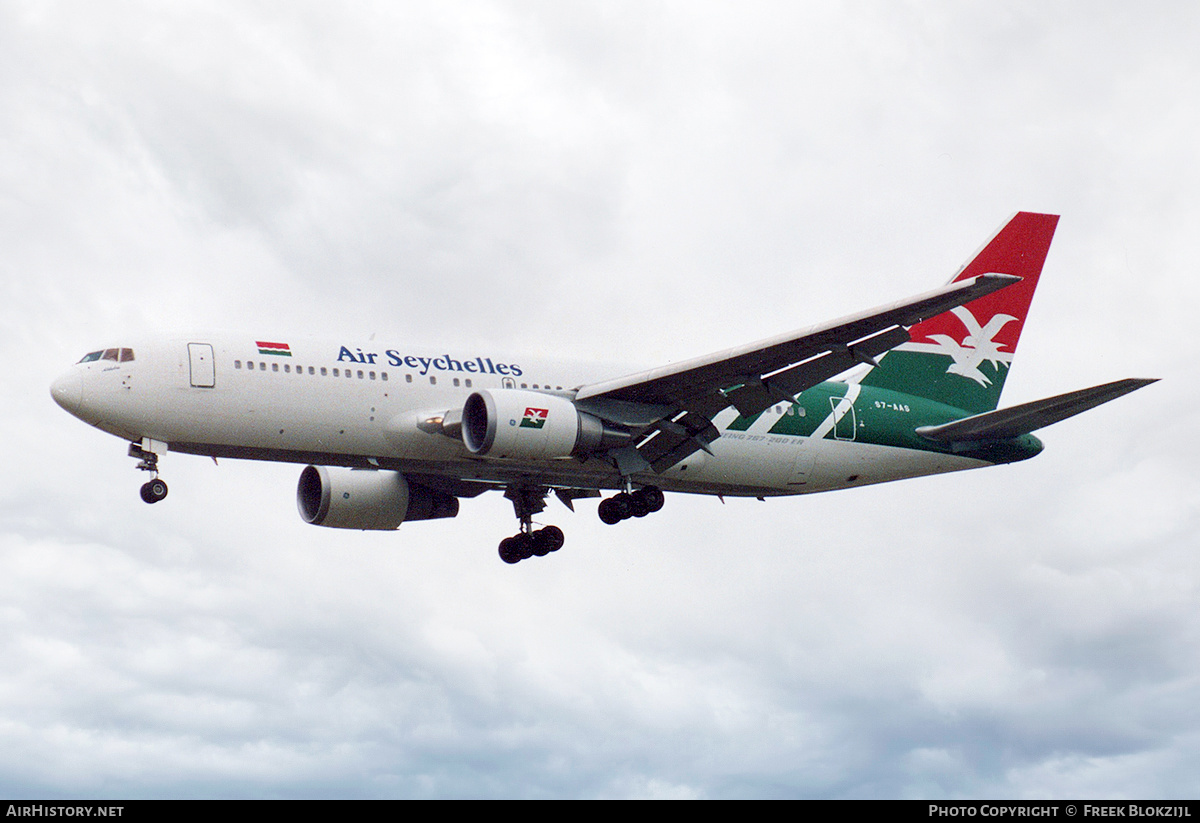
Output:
[
  {"xmin": 461, "ymin": 389, "xmax": 630, "ymax": 460},
  {"xmin": 297, "ymin": 465, "xmax": 459, "ymax": 530}
]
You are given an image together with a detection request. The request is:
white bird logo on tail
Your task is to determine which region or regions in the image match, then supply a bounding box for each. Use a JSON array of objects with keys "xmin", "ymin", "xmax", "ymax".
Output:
[{"xmin": 925, "ymin": 306, "xmax": 1018, "ymax": 386}]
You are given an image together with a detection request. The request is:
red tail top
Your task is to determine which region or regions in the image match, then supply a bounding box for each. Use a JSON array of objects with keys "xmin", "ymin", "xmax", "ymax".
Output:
[{"xmin": 909, "ymin": 211, "xmax": 1059, "ymax": 355}]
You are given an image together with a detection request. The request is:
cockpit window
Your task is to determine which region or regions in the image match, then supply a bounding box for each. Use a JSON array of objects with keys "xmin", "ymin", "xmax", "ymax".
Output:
[{"xmin": 77, "ymin": 348, "xmax": 135, "ymax": 364}]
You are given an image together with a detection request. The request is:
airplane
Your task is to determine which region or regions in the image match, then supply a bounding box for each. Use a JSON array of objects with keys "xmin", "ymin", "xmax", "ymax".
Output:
[{"xmin": 50, "ymin": 212, "xmax": 1155, "ymax": 564}]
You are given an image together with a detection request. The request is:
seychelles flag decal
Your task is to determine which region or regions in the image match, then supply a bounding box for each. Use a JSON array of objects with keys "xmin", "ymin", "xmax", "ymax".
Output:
[
  {"xmin": 520, "ymin": 407, "xmax": 548, "ymax": 429},
  {"xmin": 256, "ymin": 341, "xmax": 292, "ymax": 357}
]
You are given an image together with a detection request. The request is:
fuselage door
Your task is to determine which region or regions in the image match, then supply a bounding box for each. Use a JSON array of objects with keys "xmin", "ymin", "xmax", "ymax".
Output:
[
  {"xmin": 829, "ymin": 395, "xmax": 856, "ymax": 440},
  {"xmin": 787, "ymin": 442, "xmax": 818, "ymax": 487},
  {"xmin": 188, "ymin": 343, "xmax": 215, "ymax": 388}
]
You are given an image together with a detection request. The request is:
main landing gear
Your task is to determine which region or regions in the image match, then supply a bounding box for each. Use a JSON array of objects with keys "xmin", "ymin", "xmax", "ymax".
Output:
[
  {"xmin": 496, "ymin": 483, "xmax": 666, "ymax": 564},
  {"xmin": 130, "ymin": 441, "xmax": 168, "ymax": 504},
  {"xmin": 499, "ymin": 486, "xmax": 565, "ymax": 564},
  {"xmin": 597, "ymin": 485, "xmax": 664, "ymax": 525}
]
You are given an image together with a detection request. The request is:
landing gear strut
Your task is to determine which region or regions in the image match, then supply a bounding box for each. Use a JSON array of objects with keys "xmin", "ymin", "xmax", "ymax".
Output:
[
  {"xmin": 498, "ymin": 485, "xmax": 565, "ymax": 564},
  {"xmin": 130, "ymin": 441, "xmax": 168, "ymax": 504},
  {"xmin": 598, "ymin": 485, "xmax": 664, "ymax": 525}
]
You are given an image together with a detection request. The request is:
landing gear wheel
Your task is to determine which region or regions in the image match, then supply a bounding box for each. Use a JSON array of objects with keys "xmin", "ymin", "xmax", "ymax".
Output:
[
  {"xmin": 532, "ymin": 526, "xmax": 565, "ymax": 555},
  {"xmin": 499, "ymin": 486, "xmax": 567, "ymax": 563},
  {"xmin": 140, "ymin": 478, "xmax": 168, "ymax": 504},
  {"xmin": 499, "ymin": 536, "xmax": 522, "ymax": 564},
  {"xmin": 640, "ymin": 486, "xmax": 665, "ymax": 512},
  {"xmin": 513, "ymin": 533, "xmax": 534, "ymax": 561},
  {"xmin": 530, "ymin": 533, "xmax": 552, "ymax": 557},
  {"xmin": 598, "ymin": 497, "xmax": 623, "ymax": 525},
  {"xmin": 599, "ymin": 486, "xmax": 665, "ymax": 524}
]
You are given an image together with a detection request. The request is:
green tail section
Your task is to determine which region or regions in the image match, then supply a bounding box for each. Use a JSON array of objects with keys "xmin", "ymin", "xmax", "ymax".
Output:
[
  {"xmin": 860, "ymin": 348, "xmax": 1012, "ymax": 415},
  {"xmin": 859, "ymin": 211, "xmax": 1059, "ymax": 414}
]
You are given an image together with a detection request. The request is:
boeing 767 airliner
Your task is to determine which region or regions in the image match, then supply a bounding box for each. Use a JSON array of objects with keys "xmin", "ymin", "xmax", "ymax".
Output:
[{"xmin": 51, "ymin": 212, "xmax": 1155, "ymax": 563}]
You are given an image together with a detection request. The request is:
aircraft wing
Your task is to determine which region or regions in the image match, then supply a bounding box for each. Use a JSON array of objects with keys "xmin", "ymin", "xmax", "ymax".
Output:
[
  {"xmin": 573, "ymin": 273, "xmax": 1021, "ymax": 474},
  {"xmin": 914, "ymin": 378, "xmax": 1158, "ymax": 443}
]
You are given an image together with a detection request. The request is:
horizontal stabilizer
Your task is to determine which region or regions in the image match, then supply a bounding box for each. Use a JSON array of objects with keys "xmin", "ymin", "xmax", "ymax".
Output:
[{"xmin": 915, "ymin": 378, "xmax": 1158, "ymax": 443}]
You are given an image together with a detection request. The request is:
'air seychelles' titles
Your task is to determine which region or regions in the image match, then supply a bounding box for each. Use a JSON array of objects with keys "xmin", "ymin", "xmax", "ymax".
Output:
[{"xmin": 337, "ymin": 346, "xmax": 523, "ymax": 377}]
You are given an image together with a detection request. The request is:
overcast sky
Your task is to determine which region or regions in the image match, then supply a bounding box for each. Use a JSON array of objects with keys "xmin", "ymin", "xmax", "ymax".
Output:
[{"xmin": 2, "ymin": 0, "xmax": 1198, "ymax": 799}]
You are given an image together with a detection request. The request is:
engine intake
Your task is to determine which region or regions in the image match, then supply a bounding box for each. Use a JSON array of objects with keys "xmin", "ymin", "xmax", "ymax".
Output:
[
  {"xmin": 297, "ymin": 465, "xmax": 459, "ymax": 530},
  {"xmin": 461, "ymin": 389, "xmax": 630, "ymax": 460}
]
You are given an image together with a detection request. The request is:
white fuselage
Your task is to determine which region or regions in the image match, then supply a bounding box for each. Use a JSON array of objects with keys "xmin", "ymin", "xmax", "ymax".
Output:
[{"xmin": 51, "ymin": 334, "xmax": 988, "ymax": 499}]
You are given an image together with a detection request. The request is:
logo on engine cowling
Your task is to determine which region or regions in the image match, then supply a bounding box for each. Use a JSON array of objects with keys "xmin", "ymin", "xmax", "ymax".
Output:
[{"xmin": 520, "ymin": 407, "xmax": 549, "ymax": 429}]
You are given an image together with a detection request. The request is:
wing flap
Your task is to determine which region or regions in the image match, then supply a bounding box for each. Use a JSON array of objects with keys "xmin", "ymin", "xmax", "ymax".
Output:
[
  {"xmin": 916, "ymin": 378, "xmax": 1158, "ymax": 442},
  {"xmin": 636, "ymin": 411, "xmax": 722, "ymax": 473},
  {"xmin": 724, "ymin": 325, "xmax": 911, "ymax": 417}
]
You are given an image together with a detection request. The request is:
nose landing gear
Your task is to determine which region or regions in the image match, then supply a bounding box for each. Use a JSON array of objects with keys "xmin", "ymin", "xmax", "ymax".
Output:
[{"xmin": 130, "ymin": 440, "xmax": 168, "ymax": 504}]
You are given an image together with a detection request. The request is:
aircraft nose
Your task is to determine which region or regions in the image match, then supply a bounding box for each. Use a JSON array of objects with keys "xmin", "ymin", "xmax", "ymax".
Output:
[{"xmin": 50, "ymin": 370, "xmax": 84, "ymax": 416}]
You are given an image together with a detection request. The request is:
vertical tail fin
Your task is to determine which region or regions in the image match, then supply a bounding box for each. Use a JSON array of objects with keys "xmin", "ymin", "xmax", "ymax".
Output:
[{"xmin": 859, "ymin": 212, "xmax": 1060, "ymax": 414}]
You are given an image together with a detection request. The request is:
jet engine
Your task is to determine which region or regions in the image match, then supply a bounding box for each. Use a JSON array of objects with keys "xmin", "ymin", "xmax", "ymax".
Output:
[
  {"xmin": 297, "ymin": 465, "xmax": 459, "ymax": 530},
  {"xmin": 461, "ymin": 389, "xmax": 630, "ymax": 460}
]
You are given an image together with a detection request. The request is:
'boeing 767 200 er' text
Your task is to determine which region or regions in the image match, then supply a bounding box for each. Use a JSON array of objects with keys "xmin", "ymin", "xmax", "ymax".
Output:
[{"xmin": 51, "ymin": 212, "xmax": 1155, "ymax": 563}]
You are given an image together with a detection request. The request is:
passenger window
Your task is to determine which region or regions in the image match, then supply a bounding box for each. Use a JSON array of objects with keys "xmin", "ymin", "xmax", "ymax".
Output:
[
  {"xmin": 429, "ymin": 376, "xmax": 436, "ymax": 385},
  {"xmin": 406, "ymin": 374, "xmax": 412, "ymax": 383},
  {"xmin": 333, "ymin": 368, "xmax": 339, "ymax": 377},
  {"xmin": 465, "ymin": 379, "xmax": 472, "ymax": 387},
  {"xmin": 369, "ymin": 371, "xmax": 376, "ymax": 380},
  {"xmin": 272, "ymin": 363, "xmax": 279, "ymax": 372},
  {"xmin": 309, "ymin": 366, "xmax": 315, "ymax": 375},
  {"xmin": 259, "ymin": 362, "xmax": 266, "ymax": 370},
  {"xmin": 234, "ymin": 360, "xmax": 242, "ymax": 369},
  {"xmin": 321, "ymin": 367, "xmax": 328, "ymax": 376},
  {"xmin": 357, "ymin": 370, "xmax": 363, "ymax": 379},
  {"xmin": 284, "ymin": 364, "xmax": 291, "ymax": 373},
  {"xmin": 453, "ymin": 378, "xmax": 460, "ymax": 387},
  {"xmin": 381, "ymin": 372, "xmax": 388, "ymax": 382}
]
